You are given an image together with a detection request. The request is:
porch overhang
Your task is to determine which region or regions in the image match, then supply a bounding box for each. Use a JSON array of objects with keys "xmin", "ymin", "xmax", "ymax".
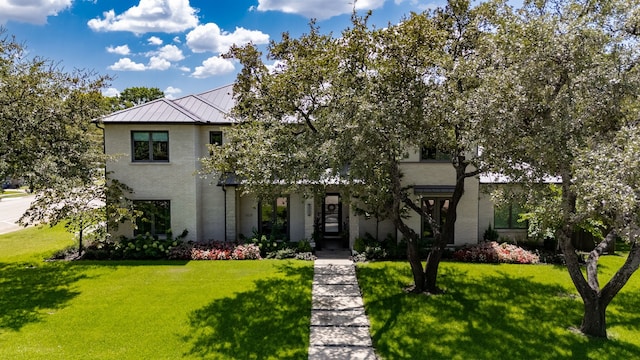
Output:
[{"xmin": 413, "ymin": 185, "xmax": 455, "ymax": 195}]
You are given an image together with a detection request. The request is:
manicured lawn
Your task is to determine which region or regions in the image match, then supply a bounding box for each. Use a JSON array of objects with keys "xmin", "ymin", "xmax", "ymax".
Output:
[
  {"xmin": 357, "ymin": 259, "xmax": 640, "ymax": 359},
  {"xmin": 0, "ymin": 227, "xmax": 313, "ymax": 360}
]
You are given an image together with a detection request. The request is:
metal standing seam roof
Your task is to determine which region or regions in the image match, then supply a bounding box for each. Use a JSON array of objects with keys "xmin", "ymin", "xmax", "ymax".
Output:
[{"xmin": 99, "ymin": 84, "xmax": 236, "ymax": 124}]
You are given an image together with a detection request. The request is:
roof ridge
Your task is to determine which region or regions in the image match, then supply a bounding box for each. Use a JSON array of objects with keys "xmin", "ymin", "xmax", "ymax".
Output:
[{"xmin": 165, "ymin": 97, "xmax": 206, "ymax": 123}]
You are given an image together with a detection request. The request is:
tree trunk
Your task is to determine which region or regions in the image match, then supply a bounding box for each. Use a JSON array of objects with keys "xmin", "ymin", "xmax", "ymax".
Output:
[
  {"xmin": 580, "ymin": 295, "xmax": 608, "ymax": 338},
  {"xmin": 78, "ymin": 227, "xmax": 84, "ymax": 256},
  {"xmin": 407, "ymin": 236, "xmax": 426, "ymax": 292},
  {"xmin": 424, "ymin": 158, "xmax": 467, "ymax": 293},
  {"xmin": 424, "ymin": 247, "xmax": 443, "ymax": 293}
]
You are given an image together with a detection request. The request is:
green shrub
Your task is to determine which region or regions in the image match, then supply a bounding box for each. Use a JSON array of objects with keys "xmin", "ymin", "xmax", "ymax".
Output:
[
  {"xmin": 83, "ymin": 229, "xmax": 188, "ymax": 260},
  {"xmin": 296, "ymin": 239, "xmax": 312, "ymax": 253},
  {"xmin": 266, "ymin": 248, "xmax": 297, "ymax": 259},
  {"xmin": 483, "ymin": 225, "xmax": 500, "ymax": 242}
]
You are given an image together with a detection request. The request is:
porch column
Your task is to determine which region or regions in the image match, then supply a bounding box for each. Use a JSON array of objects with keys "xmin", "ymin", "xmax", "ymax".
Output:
[
  {"xmin": 304, "ymin": 197, "xmax": 315, "ymax": 241},
  {"xmin": 225, "ymin": 187, "xmax": 237, "ymax": 241},
  {"xmin": 349, "ymin": 202, "xmax": 359, "ymax": 250}
]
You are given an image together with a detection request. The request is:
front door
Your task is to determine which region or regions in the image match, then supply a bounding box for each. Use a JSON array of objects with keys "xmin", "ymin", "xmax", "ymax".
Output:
[{"xmin": 323, "ymin": 194, "xmax": 342, "ymax": 236}]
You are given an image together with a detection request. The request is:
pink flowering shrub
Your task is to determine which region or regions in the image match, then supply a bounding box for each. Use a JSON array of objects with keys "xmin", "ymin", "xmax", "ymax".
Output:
[
  {"xmin": 169, "ymin": 241, "xmax": 262, "ymax": 260},
  {"xmin": 453, "ymin": 241, "xmax": 540, "ymax": 264}
]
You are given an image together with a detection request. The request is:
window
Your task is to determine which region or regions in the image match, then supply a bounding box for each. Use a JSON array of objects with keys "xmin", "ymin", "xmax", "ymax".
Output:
[
  {"xmin": 421, "ymin": 147, "xmax": 451, "ymax": 161},
  {"xmin": 132, "ymin": 131, "xmax": 168, "ymax": 162},
  {"xmin": 259, "ymin": 197, "xmax": 289, "ymax": 239},
  {"xmin": 421, "ymin": 197, "xmax": 454, "ymax": 244},
  {"xmin": 494, "ymin": 203, "xmax": 527, "ymax": 229},
  {"xmin": 209, "ymin": 131, "xmax": 223, "ymax": 146},
  {"xmin": 134, "ymin": 200, "xmax": 171, "ymax": 236}
]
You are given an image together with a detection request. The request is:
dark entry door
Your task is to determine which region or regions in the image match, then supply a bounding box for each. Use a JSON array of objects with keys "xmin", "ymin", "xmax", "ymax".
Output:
[{"xmin": 323, "ymin": 194, "xmax": 341, "ymax": 235}]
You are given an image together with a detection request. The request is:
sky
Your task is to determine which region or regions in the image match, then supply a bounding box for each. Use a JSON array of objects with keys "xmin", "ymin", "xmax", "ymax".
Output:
[{"xmin": 1, "ymin": 0, "xmax": 485, "ymax": 99}]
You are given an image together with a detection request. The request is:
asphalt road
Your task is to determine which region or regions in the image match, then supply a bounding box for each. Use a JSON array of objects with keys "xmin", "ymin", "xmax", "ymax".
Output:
[{"xmin": 0, "ymin": 195, "xmax": 34, "ymax": 235}]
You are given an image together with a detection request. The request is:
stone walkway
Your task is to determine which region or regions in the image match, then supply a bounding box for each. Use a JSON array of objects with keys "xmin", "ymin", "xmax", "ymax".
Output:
[{"xmin": 308, "ymin": 250, "xmax": 377, "ymax": 359}]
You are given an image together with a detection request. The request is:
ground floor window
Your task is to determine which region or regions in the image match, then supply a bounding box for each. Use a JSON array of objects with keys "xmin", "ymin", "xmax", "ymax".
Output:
[
  {"xmin": 259, "ymin": 197, "xmax": 289, "ymax": 239},
  {"xmin": 494, "ymin": 203, "xmax": 527, "ymax": 229},
  {"xmin": 421, "ymin": 197, "xmax": 453, "ymax": 244},
  {"xmin": 134, "ymin": 200, "xmax": 171, "ymax": 236}
]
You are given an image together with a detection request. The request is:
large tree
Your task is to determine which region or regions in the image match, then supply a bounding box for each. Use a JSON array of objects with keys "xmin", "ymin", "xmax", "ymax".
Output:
[
  {"xmin": 478, "ymin": 0, "xmax": 640, "ymax": 338},
  {"xmin": 0, "ymin": 30, "xmax": 137, "ymax": 252},
  {"xmin": 203, "ymin": 0, "xmax": 493, "ymax": 293},
  {"xmin": 0, "ymin": 30, "xmax": 110, "ymax": 190}
]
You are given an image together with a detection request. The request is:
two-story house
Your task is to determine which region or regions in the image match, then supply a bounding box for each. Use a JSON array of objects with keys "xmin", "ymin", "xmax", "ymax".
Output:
[{"xmin": 100, "ymin": 84, "xmax": 526, "ymax": 249}]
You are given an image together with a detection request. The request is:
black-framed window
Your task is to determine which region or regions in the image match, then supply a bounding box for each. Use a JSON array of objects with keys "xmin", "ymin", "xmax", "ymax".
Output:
[
  {"xmin": 132, "ymin": 131, "xmax": 169, "ymax": 162},
  {"xmin": 421, "ymin": 197, "xmax": 454, "ymax": 244},
  {"xmin": 134, "ymin": 200, "xmax": 171, "ymax": 236},
  {"xmin": 259, "ymin": 196, "xmax": 289, "ymax": 239},
  {"xmin": 494, "ymin": 203, "xmax": 527, "ymax": 229},
  {"xmin": 209, "ymin": 131, "xmax": 223, "ymax": 146},
  {"xmin": 421, "ymin": 147, "xmax": 451, "ymax": 161}
]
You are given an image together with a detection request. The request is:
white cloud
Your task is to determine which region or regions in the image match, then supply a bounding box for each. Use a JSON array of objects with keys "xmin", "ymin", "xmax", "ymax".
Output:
[
  {"xmin": 164, "ymin": 86, "xmax": 182, "ymax": 99},
  {"xmin": 0, "ymin": 0, "xmax": 72, "ymax": 25},
  {"xmin": 173, "ymin": 36, "xmax": 181, "ymax": 43},
  {"xmin": 108, "ymin": 58, "xmax": 146, "ymax": 71},
  {"xmin": 155, "ymin": 44, "xmax": 184, "ymax": 61},
  {"xmin": 147, "ymin": 56, "xmax": 171, "ymax": 70},
  {"xmin": 255, "ymin": 0, "xmax": 386, "ymax": 20},
  {"xmin": 186, "ymin": 23, "xmax": 269, "ymax": 54},
  {"xmin": 103, "ymin": 87, "xmax": 120, "ymax": 97},
  {"xmin": 191, "ymin": 56, "xmax": 235, "ymax": 79},
  {"xmin": 179, "ymin": 66, "xmax": 191, "ymax": 72},
  {"xmin": 88, "ymin": 0, "xmax": 199, "ymax": 34},
  {"xmin": 148, "ymin": 36, "xmax": 163, "ymax": 45},
  {"xmin": 106, "ymin": 44, "xmax": 131, "ymax": 55}
]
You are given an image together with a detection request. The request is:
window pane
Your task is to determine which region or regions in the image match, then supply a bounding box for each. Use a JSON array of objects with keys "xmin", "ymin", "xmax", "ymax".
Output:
[
  {"xmin": 210, "ymin": 131, "xmax": 223, "ymax": 146},
  {"xmin": 134, "ymin": 200, "xmax": 170, "ymax": 236},
  {"xmin": 133, "ymin": 140, "xmax": 150, "ymax": 161},
  {"xmin": 511, "ymin": 204, "xmax": 528, "ymax": 229},
  {"xmin": 133, "ymin": 132, "xmax": 149, "ymax": 141},
  {"xmin": 152, "ymin": 132, "xmax": 168, "ymax": 142},
  {"xmin": 153, "ymin": 140, "xmax": 169, "ymax": 161},
  {"xmin": 260, "ymin": 202, "xmax": 274, "ymax": 235},
  {"xmin": 154, "ymin": 201, "xmax": 171, "ymax": 234},
  {"xmin": 494, "ymin": 205, "xmax": 510, "ymax": 229}
]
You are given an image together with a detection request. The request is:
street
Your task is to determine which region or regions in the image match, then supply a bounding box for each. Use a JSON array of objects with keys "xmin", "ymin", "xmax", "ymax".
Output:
[{"xmin": 0, "ymin": 195, "xmax": 34, "ymax": 235}]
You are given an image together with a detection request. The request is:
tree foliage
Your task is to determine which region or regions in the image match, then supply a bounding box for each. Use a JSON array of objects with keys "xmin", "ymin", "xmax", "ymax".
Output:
[
  {"xmin": 119, "ymin": 86, "xmax": 165, "ymax": 108},
  {"xmin": 477, "ymin": 0, "xmax": 640, "ymax": 338},
  {"xmin": 204, "ymin": 0, "xmax": 495, "ymax": 293},
  {"xmin": 0, "ymin": 29, "xmax": 138, "ymax": 252}
]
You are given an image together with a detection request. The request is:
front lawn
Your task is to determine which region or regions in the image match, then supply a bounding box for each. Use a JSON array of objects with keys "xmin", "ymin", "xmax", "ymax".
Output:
[
  {"xmin": 0, "ymin": 227, "xmax": 313, "ymax": 360},
  {"xmin": 357, "ymin": 259, "xmax": 640, "ymax": 359}
]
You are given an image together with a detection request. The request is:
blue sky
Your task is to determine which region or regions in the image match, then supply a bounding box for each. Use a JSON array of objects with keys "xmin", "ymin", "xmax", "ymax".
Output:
[{"xmin": 1, "ymin": 0, "xmax": 493, "ymax": 98}]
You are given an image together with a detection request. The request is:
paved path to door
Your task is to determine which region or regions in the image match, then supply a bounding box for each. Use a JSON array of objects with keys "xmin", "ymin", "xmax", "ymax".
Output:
[{"xmin": 309, "ymin": 250, "xmax": 377, "ymax": 359}]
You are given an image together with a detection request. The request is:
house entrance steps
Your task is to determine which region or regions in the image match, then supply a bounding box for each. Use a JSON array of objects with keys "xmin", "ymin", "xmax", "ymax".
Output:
[{"xmin": 309, "ymin": 251, "xmax": 377, "ymax": 359}]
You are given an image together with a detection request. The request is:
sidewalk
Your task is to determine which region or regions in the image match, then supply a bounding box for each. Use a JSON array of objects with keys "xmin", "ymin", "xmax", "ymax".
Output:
[{"xmin": 309, "ymin": 250, "xmax": 377, "ymax": 359}]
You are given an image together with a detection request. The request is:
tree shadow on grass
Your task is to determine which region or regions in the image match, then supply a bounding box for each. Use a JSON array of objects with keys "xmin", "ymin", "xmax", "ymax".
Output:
[
  {"xmin": 183, "ymin": 262, "xmax": 314, "ymax": 359},
  {"xmin": 0, "ymin": 261, "xmax": 87, "ymax": 332},
  {"xmin": 357, "ymin": 263, "xmax": 640, "ymax": 359}
]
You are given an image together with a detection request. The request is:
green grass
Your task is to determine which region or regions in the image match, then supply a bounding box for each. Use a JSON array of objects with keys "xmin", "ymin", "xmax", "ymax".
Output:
[
  {"xmin": 0, "ymin": 189, "xmax": 30, "ymax": 199},
  {"xmin": 357, "ymin": 259, "xmax": 640, "ymax": 359},
  {"xmin": 0, "ymin": 227, "xmax": 313, "ymax": 360},
  {"xmin": 0, "ymin": 224, "xmax": 75, "ymax": 262}
]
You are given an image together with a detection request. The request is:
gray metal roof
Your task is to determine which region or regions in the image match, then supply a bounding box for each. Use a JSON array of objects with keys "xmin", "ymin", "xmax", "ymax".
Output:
[
  {"xmin": 100, "ymin": 84, "xmax": 236, "ymax": 124},
  {"xmin": 196, "ymin": 84, "xmax": 235, "ymax": 114}
]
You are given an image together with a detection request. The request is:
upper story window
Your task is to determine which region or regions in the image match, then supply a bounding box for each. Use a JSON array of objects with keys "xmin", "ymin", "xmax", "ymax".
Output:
[
  {"xmin": 132, "ymin": 131, "xmax": 169, "ymax": 162},
  {"xmin": 209, "ymin": 131, "xmax": 223, "ymax": 146},
  {"xmin": 421, "ymin": 147, "xmax": 451, "ymax": 162}
]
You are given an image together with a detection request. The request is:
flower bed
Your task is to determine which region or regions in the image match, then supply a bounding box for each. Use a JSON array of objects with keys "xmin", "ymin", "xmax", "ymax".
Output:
[{"xmin": 453, "ymin": 241, "xmax": 540, "ymax": 264}]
